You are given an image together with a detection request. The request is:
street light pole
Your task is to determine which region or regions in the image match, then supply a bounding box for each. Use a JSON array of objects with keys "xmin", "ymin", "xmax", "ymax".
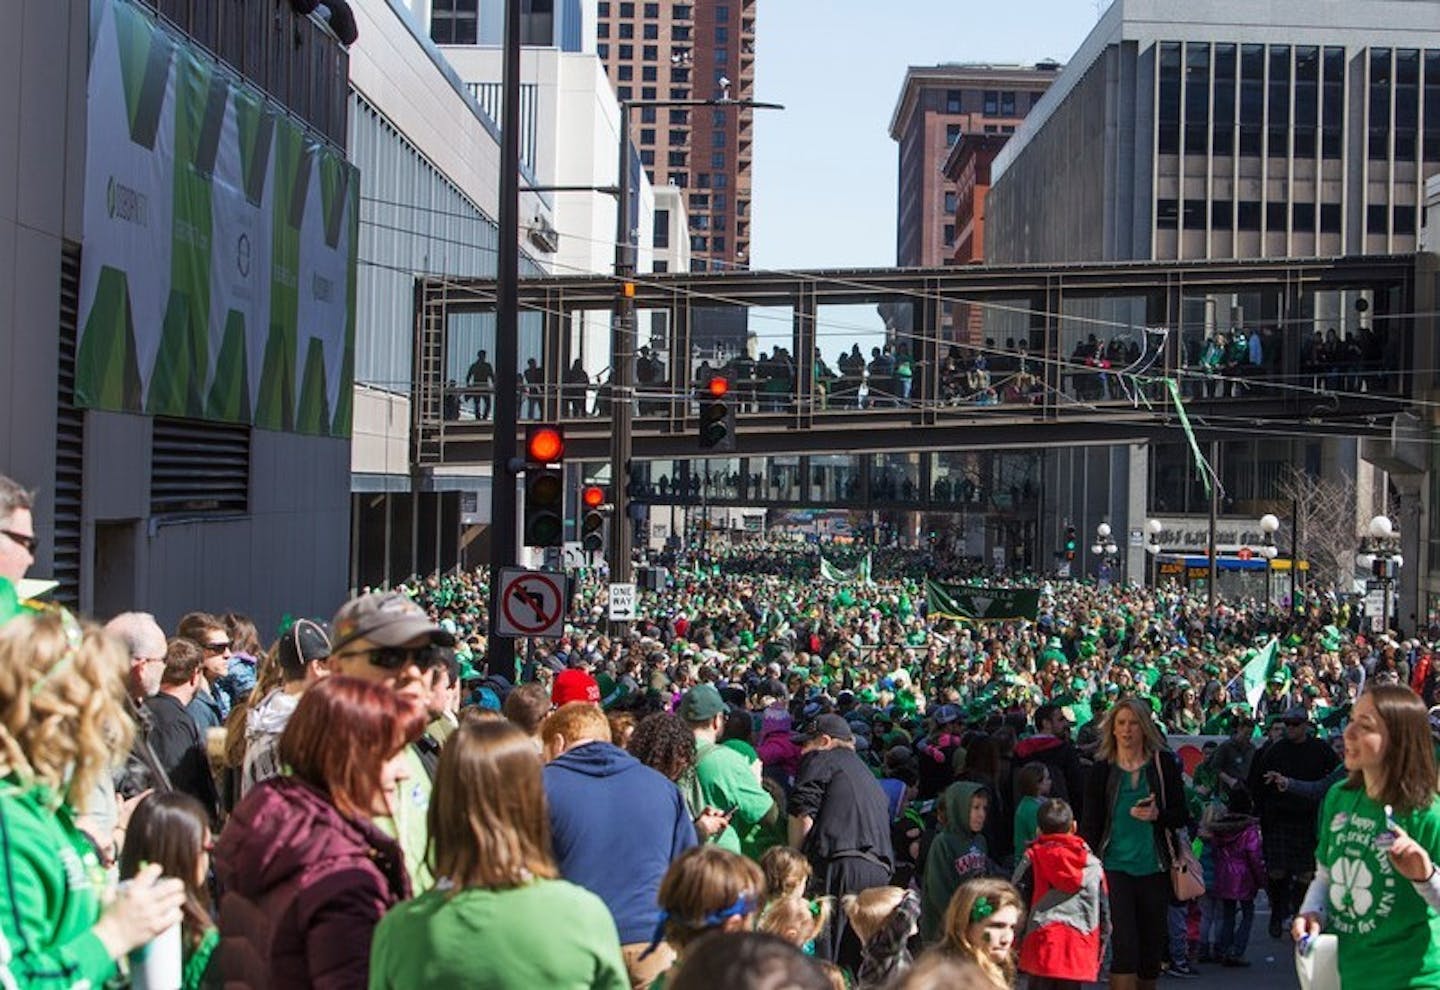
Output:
[{"xmin": 608, "ymin": 97, "xmax": 783, "ymax": 596}]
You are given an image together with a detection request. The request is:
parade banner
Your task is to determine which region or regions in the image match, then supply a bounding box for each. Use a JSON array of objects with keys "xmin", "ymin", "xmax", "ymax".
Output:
[
  {"xmin": 819, "ymin": 552, "xmax": 872, "ymax": 584},
  {"xmin": 926, "ymin": 581, "xmax": 1040, "ymax": 622},
  {"xmin": 76, "ymin": 0, "xmax": 358, "ymax": 437},
  {"xmin": 1240, "ymin": 637, "xmax": 1281, "ymax": 713}
]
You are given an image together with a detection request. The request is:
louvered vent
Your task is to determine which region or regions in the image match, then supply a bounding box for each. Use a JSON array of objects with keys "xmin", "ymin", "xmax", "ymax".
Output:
[
  {"xmin": 53, "ymin": 243, "xmax": 84, "ymax": 609},
  {"xmin": 150, "ymin": 419, "xmax": 250, "ymax": 516}
]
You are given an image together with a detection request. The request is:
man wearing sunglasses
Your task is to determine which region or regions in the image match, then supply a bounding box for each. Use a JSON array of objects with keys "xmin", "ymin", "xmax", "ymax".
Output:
[
  {"xmin": 329, "ymin": 590, "xmax": 456, "ymax": 888},
  {"xmin": 0, "ymin": 474, "xmax": 35, "ymax": 583}
]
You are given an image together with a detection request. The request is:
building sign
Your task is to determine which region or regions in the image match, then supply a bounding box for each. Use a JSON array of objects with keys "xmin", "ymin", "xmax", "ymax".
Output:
[
  {"xmin": 1148, "ymin": 516, "xmax": 1275, "ymax": 553},
  {"xmin": 77, "ymin": 0, "xmax": 359, "ymax": 438}
]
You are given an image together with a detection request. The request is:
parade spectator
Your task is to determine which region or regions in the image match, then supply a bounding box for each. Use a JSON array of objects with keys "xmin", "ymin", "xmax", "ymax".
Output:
[
  {"xmin": 1014, "ymin": 703, "xmax": 1086, "ymax": 819},
  {"xmin": 922, "ymin": 781, "xmax": 995, "ymax": 942},
  {"xmin": 680, "ymin": 683, "xmax": 778, "ymax": 854},
  {"xmin": 788, "ymin": 712, "xmax": 895, "ymax": 967},
  {"xmin": 541, "ymin": 701, "xmax": 698, "ymax": 988},
  {"xmin": 177, "ymin": 611, "xmax": 234, "ymax": 728},
  {"xmin": 1294, "ymin": 684, "xmax": 1440, "ymax": 988},
  {"xmin": 1249, "ymin": 705, "xmax": 1339, "ymax": 936},
  {"xmin": 1012, "ymin": 798, "xmax": 1108, "ymax": 990},
  {"xmin": 213, "ymin": 676, "xmax": 422, "ymax": 988},
  {"xmin": 1206, "ymin": 803, "xmax": 1265, "ymax": 967},
  {"xmin": 239, "ymin": 617, "xmax": 331, "ymax": 797},
  {"xmin": 1079, "ymin": 698, "xmax": 1189, "ymax": 987},
  {"xmin": 666, "ymin": 931, "xmax": 833, "ymax": 990},
  {"xmin": 504, "ymin": 680, "xmax": 553, "ymax": 747},
  {"xmin": 1013, "ymin": 763, "xmax": 1051, "ymax": 853},
  {"xmin": 929, "ymin": 877, "xmax": 1025, "ymax": 989},
  {"xmin": 218, "ymin": 611, "xmax": 263, "ymax": 712},
  {"xmin": 119, "ymin": 791, "xmax": 218, "ymax": 989},
  {"xmin": 0, "ymin": 474, "xmax": 35, "ymax": 582},
  {"xmin": 145, "ymin": 637, "xmax": 220, "ymax": 819},
  {"xmin": 645, "ymin": 845, "xmax": 766, "ymax": 984},
  {"xmin": 843, "ymin": 886, "xmax": 922, "ymax": 989},
  {"xmin": 369, "ymin": 718, "xmax": 629, "ymax": 989},
  {"xmin": 0, "ymin": 610, "xmax": 187, "ymax": 986},
  {"xmin": 466, "ymin": 348, "xmax": 494, "ymax": 418}
]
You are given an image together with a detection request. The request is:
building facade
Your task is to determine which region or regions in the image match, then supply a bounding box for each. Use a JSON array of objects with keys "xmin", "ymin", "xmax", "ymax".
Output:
[
  {"xmin": 595, "ymin": 0, "xmax": 758, "ymax": 273},
  {"xmin": 985, "ymin": 0, "xmax": 1440, "ymax": 619}
]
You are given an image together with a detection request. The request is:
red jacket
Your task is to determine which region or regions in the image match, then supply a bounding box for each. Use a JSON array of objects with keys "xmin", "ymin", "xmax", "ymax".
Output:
[
  {"xmin": 211, "ymin": 776, "xmax": 411, "ymax": 989},
  {"xmin": 1017, "ymin": 832, "xmax": 1108, "ymax": 983}
]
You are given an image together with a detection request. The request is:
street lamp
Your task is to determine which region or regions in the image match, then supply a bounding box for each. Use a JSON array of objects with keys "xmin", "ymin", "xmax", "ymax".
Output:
[
  {"xmin": 610, "ymin": 95, "xmax": 782, "ymax": 597},
  {"xmin": 1094, "ymin": 522, "xmax": 1119, "ymax": 582},
  {"xmin": 1144, "ymin": 517, "xmax": 1163, "ymax": 587},
  {"xmin": 1358, "ymin": 514, "xmax": 1402, "ymax": 635}
]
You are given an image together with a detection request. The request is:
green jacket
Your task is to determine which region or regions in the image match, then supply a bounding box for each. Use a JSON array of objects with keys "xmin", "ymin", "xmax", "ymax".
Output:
[
  {"xmin": 920, "ymin": 781, "xmax": 991, "ymax": 942},
  {"xmin": 369, "ymin": 879, "xmax": 628, "ymax": 989},
  {"xmin": 0, "ymin": 776, "xmax": 115, "ymax": 988}
]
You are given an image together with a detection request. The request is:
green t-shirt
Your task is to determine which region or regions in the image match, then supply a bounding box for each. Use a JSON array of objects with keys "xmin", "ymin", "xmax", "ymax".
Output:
[
  {"xmin": 374, "ymin": 746, "xmax": 434, "ymax": 890},
  {"xmin": 1315, "ymin": 783, "xmax": 1440, "ymax": 988},
  {"xmin": 369, "ymin": 879, "xmax": 628, "ymax": 989},
  {"xmin": 685, "ymin": 742, "xmax": 775, "ymax": 855},
  {"xmin": 1014, "ymin": 795, "xmax": 1044, "ymax": 853},
  {"xmin": 1104, "ymin": 768, "xmax": 1161, "ymax": 876}
]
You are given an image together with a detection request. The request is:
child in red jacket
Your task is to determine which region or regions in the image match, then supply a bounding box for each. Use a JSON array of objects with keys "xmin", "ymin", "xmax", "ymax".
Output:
[{"xmin": 1012, "ymin": 798, "xmax": 1109, "ymax": 990}]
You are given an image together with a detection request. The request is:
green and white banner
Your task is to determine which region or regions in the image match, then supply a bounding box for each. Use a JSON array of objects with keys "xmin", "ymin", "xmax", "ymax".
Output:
[
  {"xmin": 819, "ymin": 552, "xmax": 873, "ymax": 585},
  {"xmin": 77, "ymin": 0, "xmax": 358, "ymax": 437},
  {"xmin": 925, "ymin": 580, "xmax": 1040, "ymax": 622}
]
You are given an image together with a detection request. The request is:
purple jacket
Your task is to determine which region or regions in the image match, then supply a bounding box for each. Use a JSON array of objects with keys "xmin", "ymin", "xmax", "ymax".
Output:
[
  {"xmin": 1210, "ymin": 815, "xmax": 1266, "ymax": 901},
  {"xmin": 211, "ymin": 776, "xmax": 411, "ymax": 989}
]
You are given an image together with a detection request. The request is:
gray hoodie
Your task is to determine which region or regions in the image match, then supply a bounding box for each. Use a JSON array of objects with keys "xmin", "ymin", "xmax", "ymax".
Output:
[{"xmin": 241, "ymin": 688, "xmax": 299, "ymax": 798}]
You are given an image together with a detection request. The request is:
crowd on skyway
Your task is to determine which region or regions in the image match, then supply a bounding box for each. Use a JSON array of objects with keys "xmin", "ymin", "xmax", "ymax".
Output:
[{"xmin": 5, "ymin": 479, "xmax": 1440, "ymax": 989}]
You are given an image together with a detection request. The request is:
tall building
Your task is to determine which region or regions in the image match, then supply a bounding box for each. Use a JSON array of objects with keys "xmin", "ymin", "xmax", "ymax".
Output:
[
  {"xmin": 595, "ymin": 0, "xmax": 758, "ymax": 272},
  {"xmin": 984, "ymin": 0, "xmax": 1440, "ymax": 615},
  {"xmin": 889, "ymin": 64, "xmax": 1059, "ymax": 270}
]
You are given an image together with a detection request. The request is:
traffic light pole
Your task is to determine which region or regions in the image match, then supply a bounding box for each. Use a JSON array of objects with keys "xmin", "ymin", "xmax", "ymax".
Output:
[
  {"xmin": 486, "ymin": 0, "xmax": 522, "ymax": 677},
  {"xmin": 609, "ymin": 107, "xmax": 636, "ymax": 590}
]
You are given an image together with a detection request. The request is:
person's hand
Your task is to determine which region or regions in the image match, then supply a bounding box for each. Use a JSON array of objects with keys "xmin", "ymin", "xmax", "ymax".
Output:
[
  {"xmin": 1291, "ymin": 911, "xmax": 1323, "ymax": 943},
  {"xmin": 1129, "ymin": 798, "xmax": 1159, "ymax": 822},
  {"xmin": 1387, "ymin": 825, "xmax": 1435, "ymax": 882},
  {"xmin": 694, "ymin": 806, "xmax": 732, "ymax": 840},
  {"xmin": 92, "ymin": 863, "xmax": 187, "ymax": 960},
  {"xmin": 1263, "ymin": 770, "xmax": 1289, "ymax": 792}
]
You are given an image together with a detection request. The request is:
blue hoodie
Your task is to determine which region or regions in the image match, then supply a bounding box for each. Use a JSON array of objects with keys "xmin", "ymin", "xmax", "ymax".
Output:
[{"xmin": 543, "ymin": 741, "xmax": 698, "ymax": 944}]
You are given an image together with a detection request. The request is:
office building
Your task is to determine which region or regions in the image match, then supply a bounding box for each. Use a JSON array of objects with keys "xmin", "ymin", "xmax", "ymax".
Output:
[{"xmin": 596, "ymin": 0, "xmax": 758, "ymax": 273}]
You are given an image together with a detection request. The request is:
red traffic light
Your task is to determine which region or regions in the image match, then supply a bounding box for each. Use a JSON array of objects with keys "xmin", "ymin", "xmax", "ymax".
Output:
[
  {"xmin": 581, "ymin": 485, "xmax": 606, "ymax": 508},
  {"xmin": 526, "ymin": 426, "xmax": 564, "ymax": 463},
  {"xmin": 706, "ymin": 376, "xmax": 730, "ymax": 398}
]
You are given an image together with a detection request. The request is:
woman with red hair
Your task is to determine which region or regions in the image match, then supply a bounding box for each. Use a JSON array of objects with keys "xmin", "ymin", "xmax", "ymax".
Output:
[{"xmin": 211, "ymin": 675, "xmax": 425, "ymax": 989}]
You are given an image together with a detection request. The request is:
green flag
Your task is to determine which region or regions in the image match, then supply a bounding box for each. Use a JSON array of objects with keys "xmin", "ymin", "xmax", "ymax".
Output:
[
  {"xmin": 1241, "ymin": 637, "xmax": 1281, "ymax": 714},
  {"xmin": 819, "ymin": 555, "xmax": 848, "ymax": 582},
  {"xmin": 925, "ymin": 579, "xmax": 1039, "ymax": 622}
]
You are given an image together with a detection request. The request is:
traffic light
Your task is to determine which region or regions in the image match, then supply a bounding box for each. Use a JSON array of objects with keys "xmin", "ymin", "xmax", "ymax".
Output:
[
  {"xmin": 580, "ymin": 485, "xmax": 608, "ymax": 554},
  {"xmin": 523, "ymin": 425, "xmax": 565, "ymax": 547},
  {"xmin": 1064, "ymin": 525, "xmax": 1077, "ymax": 561},
  {"xmin": 698, "ymin": 375, "xmax": 736, "ymax": 451}
]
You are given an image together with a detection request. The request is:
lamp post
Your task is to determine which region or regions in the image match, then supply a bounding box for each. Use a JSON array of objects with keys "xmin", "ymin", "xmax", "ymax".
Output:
[
  {"xmin": 1259, "ymin": 512, "xmax": 1281, "ymax": 611},
  {"xmin": 1144, "ymin": 517, "xmax": 1163, "ymax": 587},
  {"xmin": 1358, "ymin": 514, "xmax": 1403, "ymax": 635},
  {"xmin": 610, "ymin": 95, "xmax": 782, "ymax": 594},
  {"xmin": 1092, "ymin": 522, "xmax": 1119, "ymax": 584}
]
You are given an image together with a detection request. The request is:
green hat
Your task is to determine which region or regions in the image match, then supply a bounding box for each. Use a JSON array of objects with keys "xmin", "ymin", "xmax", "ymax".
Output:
[
  {"xmin": 1268, "ymin": 671, "xmax": 1288, "ymax": 685},
  {"xmin": 679, "ymin": 684, "xmax": 727, "ymax": 721},
  {"xmin": 1202, "ymin": 663, "xmax": 1220, "ymax": 676}
]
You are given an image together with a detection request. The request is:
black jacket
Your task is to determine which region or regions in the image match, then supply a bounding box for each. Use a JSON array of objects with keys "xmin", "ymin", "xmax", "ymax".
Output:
[
  {"xmin": 1079, "ymin": 750, "xmax": 1189, "ymax": 872},
  {"xmin": 143, "ymin": 692, "xmax": 219, "ymax": 819}
]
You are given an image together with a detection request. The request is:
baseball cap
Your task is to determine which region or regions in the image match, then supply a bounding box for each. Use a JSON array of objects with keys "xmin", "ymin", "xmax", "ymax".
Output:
[
  {"xmin": 1283, "ymin": 705, "xmax": 1311, "ymax": 725},
  {"xmin": 679, "ymin": 683, "xmax": 728, "ymax": 721},
  {"xmin": 552, "ymin": 668, "xmax": 601, "ymax": 706},
  {"xmin": 331, "ymin": 591, "xmax": 455, "ymax": 653},
  {"xmin": 277, "ymin": 618, "xmax": 331, "ymax": 677},
  {"xmin": 933, "ymin": 704, "xmax": 962, "ymax": 726},
  {"xmin": 793, "ymin": 713, "xmax": 855, "ymax": 744}
]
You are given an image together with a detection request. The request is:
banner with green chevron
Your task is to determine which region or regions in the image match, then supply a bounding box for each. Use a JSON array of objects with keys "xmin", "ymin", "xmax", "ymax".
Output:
[
  {"xmin": 924, "ymin": 580, "xmax": 1040, "ymax": 622},
  {"xmin": 77, "ymin": 0, "xmax": 358, "ymax": 437}
]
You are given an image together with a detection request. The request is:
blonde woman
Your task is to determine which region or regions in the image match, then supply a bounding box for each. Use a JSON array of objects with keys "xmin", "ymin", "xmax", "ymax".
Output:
[
  {"xmin": 0, "ymin": 610, "xmax": 187, "ymax": 986},
  {"xmin": 1078, "ymin": 697, "xmax": 1189, "ymax": 990},
  {"xmin": 931, "ymin": 877, "xmax": 1026, "ymax": 988}
]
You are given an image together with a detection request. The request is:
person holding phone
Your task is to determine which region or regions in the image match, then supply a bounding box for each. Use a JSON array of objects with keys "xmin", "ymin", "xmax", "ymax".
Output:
[
  {"xmin": 1292, "ymin": 685, "xmax": 1440, "ymax": 988},
  {"xmin": 1080, "ymin": 698, "xmax": 1190, "ymax": 989}
]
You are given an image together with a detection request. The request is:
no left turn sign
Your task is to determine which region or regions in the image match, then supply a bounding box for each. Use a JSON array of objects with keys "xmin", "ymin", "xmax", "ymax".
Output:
[{"xmin": 496, "ymin": 567, "xmax": 566, "ymax": 638}]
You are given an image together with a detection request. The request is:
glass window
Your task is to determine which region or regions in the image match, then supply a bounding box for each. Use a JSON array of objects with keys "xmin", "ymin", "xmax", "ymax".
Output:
[
  {"xmin": 1213, "ymin": 44, "xmax": 1236, "ymax": 155},
  {"xmin": 713, "ymin": 193, "xmax": 727, "ymax": 210},
  {"xmin": 1159, "ymin": 42, "xmax": 1182, "ymax": 154},
  {"xmin": 618, "ymin": 64, "xmax": 633, "ymax": 81},
  {"xmin": 1394, "ymin": 204, "xmax": 1417, "ymax": 235},
  {"xmin": 1268, "ymin": 46, "xmax": 1291, "ymax": 158},
  {"xmin": 640, "ymin": 149, "xmax": 654, "ymax": 166},
  {"xmin": 1239, "ymin": 44, "xmax": 1265, "ymax": 155},
  {"xmin": 619, "ymin": 43, "xmax": 632, "ymax": 57},
  {"xmin": 1292, "ymin": 201, "xmax": 1315, "ymax": 230},
  {"xmin": 712, "ymin": 129, "xmax": 726, "ymax": 147},
  {"xmin": 644, "ymin": 2, "xmax": 658, "ymax": 16},
  {"xmin": 639, "ymin": 127, "xmax": 655, "ymax": 144},
  {"xmin": 1185, "ymin": 43, "xmax": 1210, "ymax": 153},
  {"xmin": 1368, "ymin": 202, "xmax": 1389, "ymax": 233},
  {"xmin": 667, "ymin": 150, "xmax": 686, "ymax": 166},
  {"xmin": 691, "ymin": 235, "xmax": 708, "ymax": 252},
  {"xmin": 1156, "ymin": 198, "xmax": 1179, "ymax": 228},
  {"xmin": 640, "ymin": 106, "xmax": 656, "ymax": 123},
  {"xmin": 598, "ymin": 1, "xmax": 610, "ymax": 14},
  {"xmin": 673, "ymin": 4, "xmax": 691, "ymax": 19},
  {"xmin": 688, "ymin": 193, "xmax": 709, "ymax": 209},
  {"xmin": 669, "ymin": 172, "xmax": 687, "ymax": 188},
  {"xmin": 669, "ymin": 129, "xmax": 687, "ymax": 143},
  {"xmin": 946, "ymin": 89, "xmax": 963, "ymax": 113},
  {"xmin": 1001, "ymin": 91, "xmax": 1016, "ymax": 116},
  {"xmin": 1425, "ymin": 51, "xmax": 1440, "ymax": 162},
  {"xmin": 597, "ymin": 43, "xmax": 609, "ymax": 58},
  {"xmin": 1370, "ymin": 48, "xmax": 1392, "ymax": 159},
  {"xmin": 1237, "ymin": 200, "xmax": 1261, "ymax": 230},
  {"xmin": 619, "ymin": 22, "xmax": 633, "ymax": 37},
  {"xmin": 597, "ymin": 21, "xmax": 609, "ymax": 37},
  {"xmin": 642, "ymin": 65, "xmax": 657, "ymax": 81},
  {"xmin": 944, "ymin": 191, "xmax": 957, "ymax": 214},
  {"xmin": 983, "ymin": 90, "xmax": 999, "ymax": 116},
  {"xmin": 641, "ymin": 86, "xmax": 656, "ymax": 99},
  {"xmin": 716, "ymin": 5, "xmax": 729, "ymax": 21},
  {"xmin": 618, "ymin": 85, "xmax": 632, "ymax": 99},
  {"xmin": 672, "ymin": 24, "xmax": 690, "ymax": 40},
  {"xmin": 669, "ymin": 109, "xmax": 689, "ymax": 125},
  {"xmin": 1320, "ymin": 202, "xmax": 1342, "ymax": 232},
  {"xmin": 1183, "ymin": 199, "xmax": 1206, "ymax": 227},
  {"xmin": 943, "ymin": 224, "xmax": 956, "ymax": 246},
  {"xmin": 1294, "ymin": 47, "xmax": 1319, "ymax": 157},
  {"xmin": 1211, "ymin": 199, "xmax": 1233, "ymax": 228},
  {"xmin": 1396, "ymin": 49, "xmax": 1419, "ymax": 159},
  {"xmin": 619, "ymin": 1, "xmax": 634, "ymax": 14},
  {"xmin": 946, "ymin": 123, "xmax": 962, "ymax": 146},
  {"xmin": 643, "ymin": 24, "xmax": 658, "ymax": 39},
  {"xmin": 1323, "ymin": 47, "xmax": 1346, "ymax": 159},
  {"xmin": 710, "ymin": 152, "xmax": 725, "ymax": 167},
  {"xmin": 712, "ymin": 237, "xmax": 725, "ymax": 253},
  {"xmin": 716, "ymin": 26, "xmax": 729, "ymax": 42},
  {"xmin": 1266, "ymin": 201, "xmax": 1287, "ymax": 230}
]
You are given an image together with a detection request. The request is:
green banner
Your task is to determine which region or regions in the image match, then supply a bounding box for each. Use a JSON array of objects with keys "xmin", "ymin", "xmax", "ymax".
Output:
[
  {"xmin": 819, "ymin": 552, "xmax": 872, "ymax": 585},
  {"xmin": 925, "ymin": 580, "xmax": 1040, "ymax": 622}
]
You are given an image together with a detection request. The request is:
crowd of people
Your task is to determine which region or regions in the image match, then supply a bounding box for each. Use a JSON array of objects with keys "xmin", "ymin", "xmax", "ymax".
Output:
[{"xmin": 3, "ymin": 471, "xmax": 1440, "ymax": 988}]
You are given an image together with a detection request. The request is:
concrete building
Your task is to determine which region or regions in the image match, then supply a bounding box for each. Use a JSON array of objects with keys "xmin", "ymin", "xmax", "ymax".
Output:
[
  {"xmin": 984, "ymin": 0, "xmax": 1440, "ymax": 618},
  {"xmin": 596, "ymin": 0, "xmax": 758, "ymax": 273}
]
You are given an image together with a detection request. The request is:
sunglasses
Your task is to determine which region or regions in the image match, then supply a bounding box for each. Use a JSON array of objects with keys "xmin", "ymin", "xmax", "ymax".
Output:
[
  {"xmin": 340, "ymin": 645, "xmax": 444, "ymax": 671},
  {"xmin": 2, "ymin": 530, "xmax": 35, "ymax": 554},
  {"xmin": 203, "ymin": 641, "xmax": 232, "ymax": 655}
]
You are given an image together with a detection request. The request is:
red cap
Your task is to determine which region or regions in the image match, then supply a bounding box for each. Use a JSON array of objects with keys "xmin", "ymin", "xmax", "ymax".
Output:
[{"xmin": 552, "ymin": 668, "xmax": 601, "ymax": 706}]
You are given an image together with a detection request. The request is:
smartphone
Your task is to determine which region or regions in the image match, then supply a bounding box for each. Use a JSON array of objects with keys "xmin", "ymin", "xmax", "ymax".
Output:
[
  {"xmin": 1135, "ymin": 795, "xmax": 1156, "ymax": 808},
  {"xmin": 724, "ymin": 804, "xmax": 740, "ymax": 817}
]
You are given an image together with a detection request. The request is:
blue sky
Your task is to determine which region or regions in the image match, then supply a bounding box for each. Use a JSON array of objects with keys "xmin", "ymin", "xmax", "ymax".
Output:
[{"xmin": 748, "ymin": 0, "xmax": 1105, "ymax": 272}]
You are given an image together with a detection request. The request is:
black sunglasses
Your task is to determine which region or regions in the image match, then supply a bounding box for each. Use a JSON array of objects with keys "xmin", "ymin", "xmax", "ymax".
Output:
[
  {"xmin": 2, "ymin": 530, "xmax": 35, "ymax": 554},
  {"xmin": 202, "ymin": 641, "xmax": 232, "ymax": 654},
  {"xmin": 349, "ymin": 645, "xmax": 444, "ymax": 671}
]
